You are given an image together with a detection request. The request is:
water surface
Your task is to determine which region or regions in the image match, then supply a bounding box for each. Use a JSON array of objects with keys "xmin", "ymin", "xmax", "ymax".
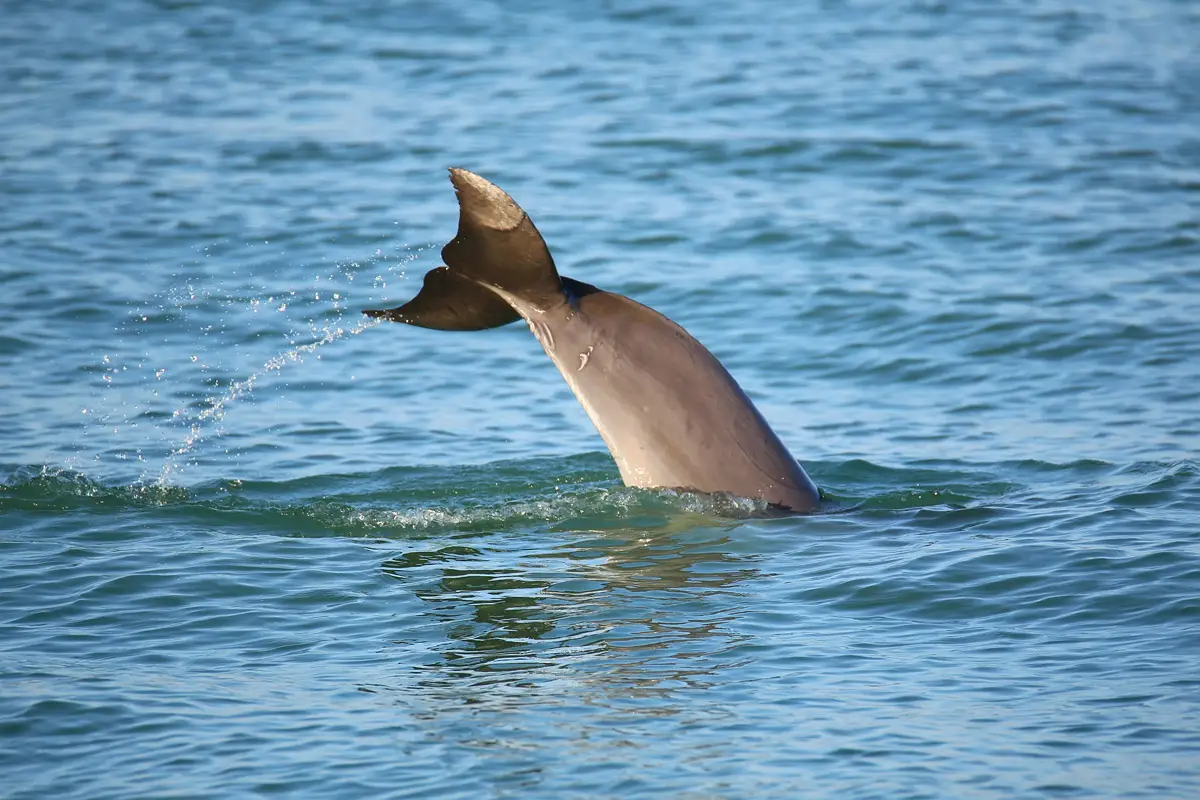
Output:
[{"xmin": 3, "ymin": 1, "xmax": 1199, "ymax": 797}]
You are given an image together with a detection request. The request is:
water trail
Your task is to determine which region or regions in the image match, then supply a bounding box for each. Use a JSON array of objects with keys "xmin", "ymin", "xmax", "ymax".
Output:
[
  {"xmin": 75, "ymin": 238, "xmax": 432, "ymax": 485},
  {"xmin": 156, "ymin": 314, "xmax": 384, "ymax": 485}
]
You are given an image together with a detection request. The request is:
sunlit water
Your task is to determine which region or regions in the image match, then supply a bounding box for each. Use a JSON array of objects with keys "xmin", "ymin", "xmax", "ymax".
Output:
[{"xmin": 3, "ymin": 1, "xmax": 1199, "ymax": 797}]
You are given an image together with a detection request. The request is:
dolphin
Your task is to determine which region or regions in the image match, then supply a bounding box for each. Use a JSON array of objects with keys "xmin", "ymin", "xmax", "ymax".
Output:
[{"xmin": 365, "ymin": 169, "xmax": 821, "ymax": 513}]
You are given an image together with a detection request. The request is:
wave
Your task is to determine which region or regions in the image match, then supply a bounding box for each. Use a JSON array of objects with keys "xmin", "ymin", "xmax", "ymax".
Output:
[{"xmin": 7, "ymin": 456, "xmax": 1192, "ymax": 538}]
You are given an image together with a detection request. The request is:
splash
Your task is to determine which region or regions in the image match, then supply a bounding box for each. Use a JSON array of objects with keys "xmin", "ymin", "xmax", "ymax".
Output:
[
  {"xmin": 156, "ymin": 314, "xmax": 385, "ymax": 485},
  {"xmin": 152, "ymin": 241, "xmax": 438, "ymax": 483},
  {"xmin": 75, "ymin": 238, "xmax": 433, "ymax": 486}
]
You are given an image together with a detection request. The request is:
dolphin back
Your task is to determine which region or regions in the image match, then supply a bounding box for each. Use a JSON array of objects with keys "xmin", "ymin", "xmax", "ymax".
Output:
[{"xmin": 364, "ymin": 169, "xmax": 563, "ymax": 330}]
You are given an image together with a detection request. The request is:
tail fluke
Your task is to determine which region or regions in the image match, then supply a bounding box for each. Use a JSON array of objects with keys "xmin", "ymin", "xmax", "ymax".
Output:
[
  {"xmin": 363, "ymin": 266, "xmax": 519, "ymax": 331},
  {"xmin": 442, "ymin": 168, "xmax": 564, "ymax": 309},
  {"xmin": 365, "ymin": 168, "xmax": 565, "ymax": 330}
]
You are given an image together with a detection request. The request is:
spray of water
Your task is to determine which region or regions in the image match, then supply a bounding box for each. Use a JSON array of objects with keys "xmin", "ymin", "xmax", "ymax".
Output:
[
  {"xmin": 78, "ymin": 238, "xmax": 431, "ymax": 486},
  {"xmin": 156, "ymin": 314, "xmax": 385, "ymax": 485}
]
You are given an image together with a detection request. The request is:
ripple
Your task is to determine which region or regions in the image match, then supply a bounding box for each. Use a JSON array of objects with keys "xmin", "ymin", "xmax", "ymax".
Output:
[{"xmin": 4, "ymin": 0, "xmax": 1200, "ymax": 796}]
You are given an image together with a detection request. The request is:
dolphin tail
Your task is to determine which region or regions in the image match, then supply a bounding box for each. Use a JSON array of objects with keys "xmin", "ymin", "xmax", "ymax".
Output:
[
  {"xmin": 364, "ymin": 168, "xmax": 564, "ymax": 331},
  {"xmin": 363, "ymin": 266, "xmax": 521, "ymax": 330}
]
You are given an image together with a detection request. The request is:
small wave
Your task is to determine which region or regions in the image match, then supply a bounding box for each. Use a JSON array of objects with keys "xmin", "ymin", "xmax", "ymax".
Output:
[
  {"xmin": 0, "ymin": 465, "xmax": 187, "ymax": 512},
  {"xmin": 211, "ymin": 482, "xmax": 801, "ymax": 538},
  {"xmin": 9, "ymin": 457, "xmax": 1187, "ymax": 536},
  {"xmin": 0, "ymin": 461, "xmax": 777, "ymax": 537},
  {"xmin": 813, "ymin": 457, "xmax": 1023, "ymax": 511}
]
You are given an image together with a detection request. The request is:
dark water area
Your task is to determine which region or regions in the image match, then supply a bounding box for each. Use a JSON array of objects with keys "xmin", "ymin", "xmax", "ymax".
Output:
[{"xmin": 3, "ymin": 1, "xmax": 1199, "ymax": 797}]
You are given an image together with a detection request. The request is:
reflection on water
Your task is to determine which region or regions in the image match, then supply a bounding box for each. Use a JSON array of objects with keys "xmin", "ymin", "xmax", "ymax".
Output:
[{"xmin": 379, "ymin": 519, "xmax": 762, "ymax": 705}]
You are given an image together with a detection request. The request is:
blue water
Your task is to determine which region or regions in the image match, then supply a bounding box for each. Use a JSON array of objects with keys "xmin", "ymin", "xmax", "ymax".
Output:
[{"xmin": 3, "ymin": 1, "xmax": 1199, "ymax": 797}]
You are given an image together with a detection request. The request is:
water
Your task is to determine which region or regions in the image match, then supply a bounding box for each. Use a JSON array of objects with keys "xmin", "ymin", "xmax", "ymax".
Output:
[{"xmin": 3, "ymin": 1, "xmax": 1199, "ymax": 796}]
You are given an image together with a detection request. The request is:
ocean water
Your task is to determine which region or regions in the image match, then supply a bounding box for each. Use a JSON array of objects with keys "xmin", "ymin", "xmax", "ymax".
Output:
[{"xmin": 3, "ymin": 0, "xmax": 1199, "ymax": 797}]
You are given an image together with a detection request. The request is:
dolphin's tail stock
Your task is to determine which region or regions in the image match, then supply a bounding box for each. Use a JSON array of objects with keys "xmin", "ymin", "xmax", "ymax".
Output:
[{"xmin": 364, "ymin": 169, "xmax": 566, "ymax": 330}]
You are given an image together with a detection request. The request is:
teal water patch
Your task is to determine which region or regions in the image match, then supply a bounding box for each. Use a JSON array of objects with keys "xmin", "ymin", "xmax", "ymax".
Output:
[
  {"xmin": 3, "ymin": 457, "xmax": 1198, "ymax": 799},
  {"xmin": 3, "ymin": 0, "xmax": 1200, "ymax": 796}
]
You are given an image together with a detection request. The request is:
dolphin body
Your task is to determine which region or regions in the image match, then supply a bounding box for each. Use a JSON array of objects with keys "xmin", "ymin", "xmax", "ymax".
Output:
[{"xmin": 365, "ymin": 169, "xmax": 821, "ymax": 513}]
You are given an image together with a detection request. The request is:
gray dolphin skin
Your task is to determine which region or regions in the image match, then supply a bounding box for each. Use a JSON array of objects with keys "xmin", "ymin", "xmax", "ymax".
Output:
[{"xmin": 365, "ymin": 169, "xmax": 821, "ymax": 513}]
